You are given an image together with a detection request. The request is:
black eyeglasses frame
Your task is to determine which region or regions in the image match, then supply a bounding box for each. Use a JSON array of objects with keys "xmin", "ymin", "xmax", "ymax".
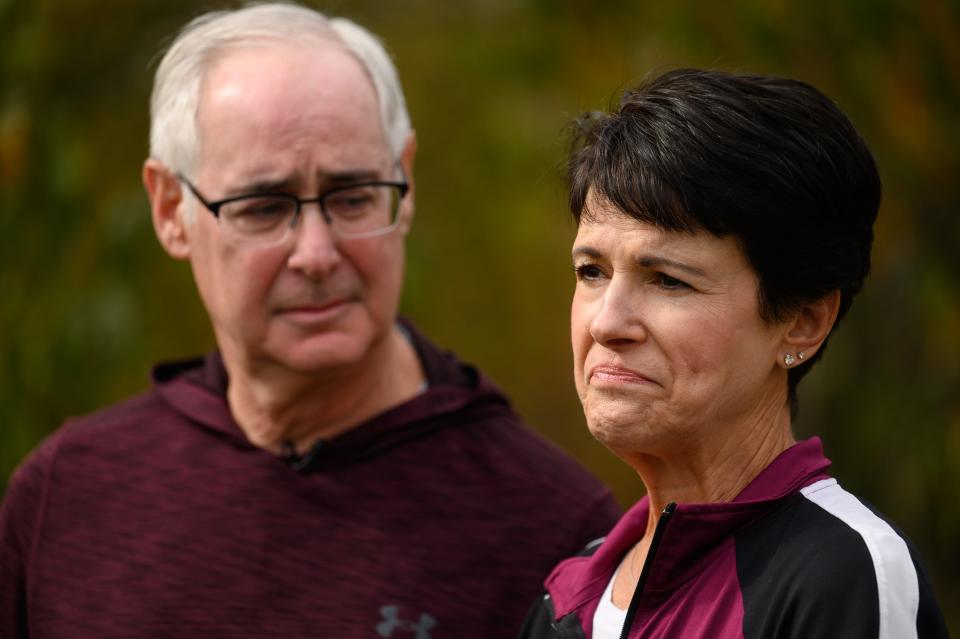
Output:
[{"xmin": 175, "ymin": 173, "xmax": 410, "ymax": 234}]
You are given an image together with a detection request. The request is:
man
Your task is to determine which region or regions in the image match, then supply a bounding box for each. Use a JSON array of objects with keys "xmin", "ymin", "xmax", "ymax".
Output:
[{"xmin": 0, "ymin": 4, "xmax": 620, "ymax": 637}]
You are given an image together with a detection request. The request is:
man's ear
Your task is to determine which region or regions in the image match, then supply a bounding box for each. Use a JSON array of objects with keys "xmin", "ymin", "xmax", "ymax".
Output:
[
  {"xmin": 780, "ymin": 289, "xmax": 841, "ymax": 366},
  {"xmin": 143, "ymin": 158, "xmax": 191, "ymax": 260},
  {"xmin": 397, "ymin": 131, "xmax": 416, "ymax": 231}
]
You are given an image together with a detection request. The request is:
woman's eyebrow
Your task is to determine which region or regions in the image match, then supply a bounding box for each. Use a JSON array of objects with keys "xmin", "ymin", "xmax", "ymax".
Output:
[
  {"xmin": 571, "ymin": 246, "xmax": 602, "ymax": 259},
  {"xmin": 637, "ymin": 255, "xmax": 707, "ymax": 277},
  {"xmin": 572, "ymin": 248, "xmax": 708, "ymax": 278}
]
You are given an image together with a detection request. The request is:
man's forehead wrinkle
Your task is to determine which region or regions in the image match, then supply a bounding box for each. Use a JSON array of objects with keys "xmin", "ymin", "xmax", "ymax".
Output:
[
  {"xmin": 199, "ymin": 43, "xmax": 379, "ymax": 128},
  {"xmin": 218, "ymin": 167, "xmax": 389, "ymax": 198},
  {"xmin": 194, "ymin": 43, "xmax": 388, "ymax": 188}
]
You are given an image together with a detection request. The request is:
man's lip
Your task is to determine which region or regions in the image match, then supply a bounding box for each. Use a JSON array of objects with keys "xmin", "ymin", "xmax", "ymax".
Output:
[
  {"xmin": 282, "ymin": 300, "xmax": 345, "ymax": 312},
  {"xmin": 276, "ymin": 298, "xmax": 351, "ymax": 317},
  {"xmin": 589, "ymin": 364, "xmax": 656, "ymax": 385}
]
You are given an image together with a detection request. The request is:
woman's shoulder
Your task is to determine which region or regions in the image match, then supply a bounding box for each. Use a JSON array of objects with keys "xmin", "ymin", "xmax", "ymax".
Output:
[
  {"xmin": 737, "ymin": 477, "xmax": 898, "ymax": 602},
  {"xmin": 734, "ymin": 477, "xmax": 948, "ymax": 638}
]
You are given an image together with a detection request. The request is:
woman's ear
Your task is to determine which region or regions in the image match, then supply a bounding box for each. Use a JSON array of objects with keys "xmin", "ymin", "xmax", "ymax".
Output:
[
  {"xmin": 143, "ymin": 158, "xmax": 191, "ymax": 260},
  {"xmin": 780, "ymin": 290, "xmax": 841, "ymax": 366}
]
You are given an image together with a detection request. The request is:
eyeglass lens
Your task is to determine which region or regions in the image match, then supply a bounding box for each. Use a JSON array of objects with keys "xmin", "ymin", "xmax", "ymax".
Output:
[{"xmin": 217, "ymin": 184, "xmax": 402, "ymax": 243}]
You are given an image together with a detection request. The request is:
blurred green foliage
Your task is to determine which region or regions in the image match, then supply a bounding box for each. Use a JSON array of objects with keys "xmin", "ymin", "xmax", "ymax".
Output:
[{"xmin": 2, "ymin": 0, "xmax": 957, "ymax": 629}]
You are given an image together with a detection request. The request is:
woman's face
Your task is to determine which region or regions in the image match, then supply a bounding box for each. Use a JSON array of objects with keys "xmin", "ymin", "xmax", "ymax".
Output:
[{"xmin": 571, "ymin": 195, "xmax": 791, "ymax": 459}]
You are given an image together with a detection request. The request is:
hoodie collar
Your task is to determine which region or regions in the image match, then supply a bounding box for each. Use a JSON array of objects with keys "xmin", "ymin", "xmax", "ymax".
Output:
[
  {"xmin": 151, "ymin": 318, "xmax": 509, "ymax": 469},
  {"xmin": 547, "ymin": 437, "xmax": 832, "ymax": 617}
]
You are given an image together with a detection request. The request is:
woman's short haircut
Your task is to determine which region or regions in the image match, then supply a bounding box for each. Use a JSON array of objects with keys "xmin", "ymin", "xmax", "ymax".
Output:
[
  {"xmin": 149, "ymin": 3, "xmax": 411, "ymax": 176},
  {"xmin": 568, "ymin": 68, "xmax": 881, "ymax": 395}
]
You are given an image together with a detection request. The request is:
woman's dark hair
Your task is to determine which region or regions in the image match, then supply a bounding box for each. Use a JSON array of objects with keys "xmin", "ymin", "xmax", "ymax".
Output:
[{"xmin": 568, "ymin": 68, "xmax": 881, "ymax": 399}]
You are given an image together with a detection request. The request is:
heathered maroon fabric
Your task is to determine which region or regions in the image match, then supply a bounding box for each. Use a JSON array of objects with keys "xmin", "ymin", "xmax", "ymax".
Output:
[{"xmin": 0, "ymin": 323, "xmax": 621, "ymax": 638}]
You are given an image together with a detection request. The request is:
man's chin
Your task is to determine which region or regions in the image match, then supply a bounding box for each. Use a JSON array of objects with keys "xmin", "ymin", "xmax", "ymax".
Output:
[
  {"xmin": 257, "ymin": 327, "xmax": 382, "ymax": 375},
  {"xmin": 273, "ymin": 340, "xmax": 369, "ymax": 374}
]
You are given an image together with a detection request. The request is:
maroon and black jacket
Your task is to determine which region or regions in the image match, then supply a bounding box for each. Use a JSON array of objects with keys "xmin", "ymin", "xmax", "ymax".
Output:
[
  {"xmin": 519, "ymin": 438, "xmax": 948, "ymax": 639},
  {"xmin": 1, "ymin": 322, "xmax": 622, "ymax": 638}
]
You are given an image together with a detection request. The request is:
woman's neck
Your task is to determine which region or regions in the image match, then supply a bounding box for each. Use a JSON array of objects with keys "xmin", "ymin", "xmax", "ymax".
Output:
[
  {"xmin": 630, "ymin": 390, "xmax": 796, "ymax": 543},
  {"xmin": 611, "ymin": 404, "xmax": 795, "ymax": 609}
]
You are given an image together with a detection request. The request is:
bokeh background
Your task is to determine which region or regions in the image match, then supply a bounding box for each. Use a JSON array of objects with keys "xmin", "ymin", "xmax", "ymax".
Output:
[{"xmin": 2, "ymin": 0, "xmax": 957, "ymax": 629}]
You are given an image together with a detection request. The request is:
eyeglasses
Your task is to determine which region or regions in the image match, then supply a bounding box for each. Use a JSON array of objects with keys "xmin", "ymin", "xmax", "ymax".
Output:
[{"xmin": 177, "ymin": 174, "xmax": 409, "ymax": 245}]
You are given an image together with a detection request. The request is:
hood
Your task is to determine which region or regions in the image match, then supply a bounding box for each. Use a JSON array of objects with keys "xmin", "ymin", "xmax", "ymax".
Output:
[
  {"xmin": 151, "ymin": 317, "xmax": 511, "ymax": 471},
  {"xmin": 545, "ymin": 437, "xmax": 833, "ymax": 620}
]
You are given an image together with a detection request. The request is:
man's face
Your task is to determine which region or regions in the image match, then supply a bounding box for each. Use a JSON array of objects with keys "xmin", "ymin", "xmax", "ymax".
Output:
[{"xmin": 183, "ymin": 43, "xmax": 413, "ymax": 377}]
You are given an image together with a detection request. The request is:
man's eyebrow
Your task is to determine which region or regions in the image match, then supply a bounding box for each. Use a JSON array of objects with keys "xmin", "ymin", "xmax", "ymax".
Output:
[
  {"xmin": 226, "ymin": 178, "xmax": 294, "ymax": 195},
  {"xmin": 226, "ymin": 170, "xmax": 385, "ymax": 196},
  {"xmin": 325, "ymin": 170, "xmax": 383, "ymax": 184}
]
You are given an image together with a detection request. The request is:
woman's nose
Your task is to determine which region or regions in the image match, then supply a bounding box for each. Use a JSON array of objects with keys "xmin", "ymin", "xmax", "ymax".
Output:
[{"xmin": 588, "ymin": 281, "xmax": 647, "ymax": 347}]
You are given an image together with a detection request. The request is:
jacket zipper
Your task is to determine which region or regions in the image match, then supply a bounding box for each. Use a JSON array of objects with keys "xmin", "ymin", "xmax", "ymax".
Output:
[{"xmin": 617, "ymin": 502, "xmax": 677, "ymax": 639}]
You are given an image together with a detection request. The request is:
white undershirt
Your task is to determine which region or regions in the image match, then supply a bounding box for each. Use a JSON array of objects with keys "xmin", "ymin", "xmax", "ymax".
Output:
[{"xmin": 592, "ymin": 564, "xmax": 627, "ymax": 638}]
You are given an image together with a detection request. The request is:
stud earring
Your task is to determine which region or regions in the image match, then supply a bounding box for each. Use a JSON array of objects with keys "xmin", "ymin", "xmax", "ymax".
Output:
[
  {"xmin": 797, "ymin": 351, "xmax": 805, "ymax": 361},
  {"xmin": 784, "ymin": 354, "xmax": 796, "ymax": 367}
]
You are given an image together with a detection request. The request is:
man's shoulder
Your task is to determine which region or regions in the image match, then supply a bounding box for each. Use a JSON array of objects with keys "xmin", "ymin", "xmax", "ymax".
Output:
[
  {"xmin": 60, "ymin": 387, "xmax": 174, "ymax": 442},
  {"xmin": 54, "ymin": 352, "xmax": 221, "ymax": 448},
  {"xmin": 4, "ymin": 388, "xmax": 170, "ymax": 507},
  {"xmin": 440, "ymin": 403, "xmax": 610, "ymax": 496},
  {"xmin": 12, "ymin": 387, "xmax": 176, "ymax": 482},
  {"xmin": 433, "ymin": 410, "xmax": 622, "ymax": 538},
  {"xmin": 405, "ymin": 322, "xmax": 613, "ymax": 497}
]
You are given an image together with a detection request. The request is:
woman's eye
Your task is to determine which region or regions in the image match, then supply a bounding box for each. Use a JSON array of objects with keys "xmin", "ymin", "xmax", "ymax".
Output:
[
  {"xmin": 574, "ymin": 264, "xmax": 604, "ymax": 281},
  {"xmin": 655, "ymin": 273, "xmax": 689, "ymax": 290}
]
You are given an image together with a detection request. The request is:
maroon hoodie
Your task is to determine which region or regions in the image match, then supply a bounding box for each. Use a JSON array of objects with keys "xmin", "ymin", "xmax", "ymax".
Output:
[{"xmin": 1, "ymin": 322, "xmax": 621, "ymax": 638}]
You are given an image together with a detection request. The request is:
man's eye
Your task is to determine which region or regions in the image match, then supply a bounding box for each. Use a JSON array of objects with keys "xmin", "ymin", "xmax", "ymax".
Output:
[
  {"xmin": 327, "ymin": 188, "xmax": 376, "ymax": 210},
  {"xmin": 221, "ymin": 198, "xmax": 293, "ymax": 233},
  {"xmin": 235, "ymin": 198, "xmax": 289, "ymax": 217},
  {"xmin": 334, "ymin": 194, "xmax": 374, "ymax": 207}
]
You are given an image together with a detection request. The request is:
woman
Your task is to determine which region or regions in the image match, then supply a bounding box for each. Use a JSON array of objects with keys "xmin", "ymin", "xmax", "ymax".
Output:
[{"xmin": 520, "ymin": 69, "xmax": 948, "ymax": 638}]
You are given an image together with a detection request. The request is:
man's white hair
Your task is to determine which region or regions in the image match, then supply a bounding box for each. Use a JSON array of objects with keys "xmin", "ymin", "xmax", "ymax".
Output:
[{"xmin": 149, "ymin": 2, "xmax": 411, "ymax": 175}]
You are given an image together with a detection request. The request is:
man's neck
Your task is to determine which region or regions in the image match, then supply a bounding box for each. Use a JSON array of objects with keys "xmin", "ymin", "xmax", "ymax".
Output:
[{"xmin": 224, "ymin": 326, "xmax": 425, "ymax": 455}]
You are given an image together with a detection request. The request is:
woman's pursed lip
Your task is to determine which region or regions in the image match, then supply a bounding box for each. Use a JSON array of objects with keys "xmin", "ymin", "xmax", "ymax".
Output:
[{"xmin": 589, "ymin": 364, "xmax": 656, "ymax": 384}]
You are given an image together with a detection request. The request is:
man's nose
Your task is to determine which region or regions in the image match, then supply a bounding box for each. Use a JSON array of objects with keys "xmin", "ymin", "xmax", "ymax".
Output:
[
  {"xmin": 588, "ymin": 279, "xmax": 647, "ymax": 348},
  {"xmin": 285, "ymin": 204, "xmax": 341, "ymax": 277}
]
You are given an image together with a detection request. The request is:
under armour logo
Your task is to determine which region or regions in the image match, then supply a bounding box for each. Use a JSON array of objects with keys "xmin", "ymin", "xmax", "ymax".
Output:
[{"xmin": 375, "ymin": 605, "xmax": 437, "ymax": 638}]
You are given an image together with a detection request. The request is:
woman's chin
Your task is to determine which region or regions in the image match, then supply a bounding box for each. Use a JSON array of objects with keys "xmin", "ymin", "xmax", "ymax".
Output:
[
  {"xmin": 588, "ymin": 413, "xmax": 654, "ymax": 452},
  {"xmin": 586, "ymin": 405, "xmax": 695, "ymax": 463}
]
